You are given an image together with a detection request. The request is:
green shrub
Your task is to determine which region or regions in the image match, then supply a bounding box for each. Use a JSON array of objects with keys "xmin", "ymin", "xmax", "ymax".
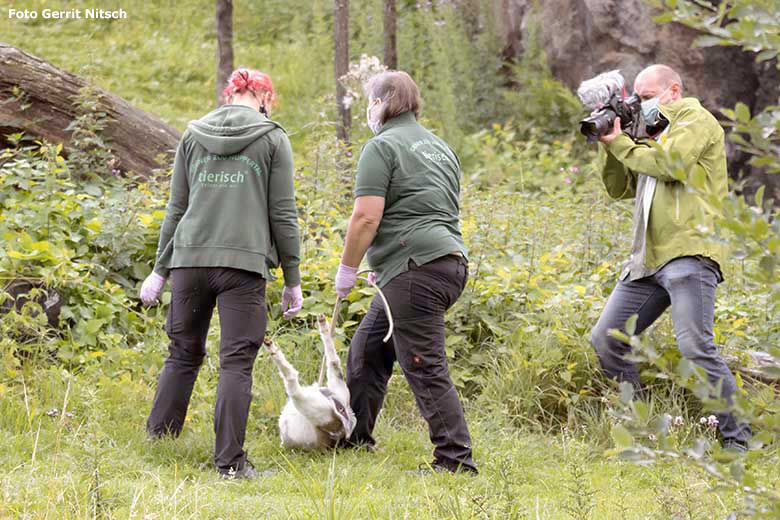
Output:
[
  {"xmin": 2, "ymin": 0, "xmax": 776, "ymax": 440},
  {"xmin": 0, "ymin": 134, "xmax": 166, "ymax": 370}
]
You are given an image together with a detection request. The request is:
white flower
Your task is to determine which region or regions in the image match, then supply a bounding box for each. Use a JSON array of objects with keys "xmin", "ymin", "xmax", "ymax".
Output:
[
  {"xmin": 700, "ymin": 417, "xmax": 707, "ymax": 425},
  {"xmin": 338, "ymin": 54, "xmax": 388, "ymax": 102},
  {"xmin": 673, "ymin": 416, "xmax": 684, "ymax": 427},
  {"xmin": 648, "ymin": 434, "xmax": 657, "ymax": 441},
  {"xmin": 707, "ymin": 415, "xmax": 719, "ymax": 427}
]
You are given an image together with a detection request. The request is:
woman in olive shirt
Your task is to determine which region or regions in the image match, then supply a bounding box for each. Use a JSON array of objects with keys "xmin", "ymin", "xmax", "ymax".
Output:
[{"xmin": 335, "ymin": 71, "xmax": 476, "ymax": 474}]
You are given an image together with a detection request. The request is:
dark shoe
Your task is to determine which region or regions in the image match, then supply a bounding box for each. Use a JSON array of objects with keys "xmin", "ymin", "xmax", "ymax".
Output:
[
  {"xmin": 408, "ymin": 462, "xmax": 448, "ymax": 476},
  {"xmin": 146, "ymin": 427, "xmax": 177, "ymax": 441},
  {"xmin": 337, "ymin": 438, "xmax": 383, "ymax": 453},
  {"xmin": 219, "ymin": 460, "xmax": 259, "ymax": 480},
  {"xmin": 721, "ymin": 439, "xmax": 749, "ymax": 454},
  {"xmin": 410, "ymin": 459, "xmax": 478, "ymax": 476}
]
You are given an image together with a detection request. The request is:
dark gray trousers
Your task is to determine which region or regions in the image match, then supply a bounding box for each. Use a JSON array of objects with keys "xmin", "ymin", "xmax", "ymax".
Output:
[
  {"xmin": 591, "ymin": 256, "xmax": 752, "ymax": 443},
  {"xmin": 345, "ymin": 254, "xmax": 477, "ymax": 473},
  {"xmin": 146, "ymin": 267, "xmax": 267, "ymax": 473}
]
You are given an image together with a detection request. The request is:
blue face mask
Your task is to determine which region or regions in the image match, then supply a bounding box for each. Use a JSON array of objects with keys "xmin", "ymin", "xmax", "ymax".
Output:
[{"xmin": 640, "ymin": 86, "xmax": 670, "ymax": 125}]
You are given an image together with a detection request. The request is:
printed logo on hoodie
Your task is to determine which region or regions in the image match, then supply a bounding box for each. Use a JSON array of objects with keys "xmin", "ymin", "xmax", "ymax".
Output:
[
  {"xmin": 198, "ymin": 170, "xmax": 245, "ymax": 186},
  {"xmin": 192, "ymin": 153, "xmax": 262, "ymax": 188}
]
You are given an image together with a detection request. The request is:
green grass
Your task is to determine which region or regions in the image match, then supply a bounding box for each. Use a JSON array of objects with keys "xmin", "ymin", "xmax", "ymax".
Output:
[{"xmin": 1, "ymin": 327, "xmax": 777, "ymax": 519}]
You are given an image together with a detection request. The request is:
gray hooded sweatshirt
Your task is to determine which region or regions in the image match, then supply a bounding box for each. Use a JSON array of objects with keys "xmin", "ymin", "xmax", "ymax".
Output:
[{"xmin": 153, "ymin": 104, "xmax": 301, "ymax": 286}]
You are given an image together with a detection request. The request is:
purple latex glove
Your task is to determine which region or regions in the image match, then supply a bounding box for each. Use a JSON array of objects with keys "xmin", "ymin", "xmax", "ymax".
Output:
[
  {"xmin": 140, "ymin": 272, "xmax": 167, "ymax": 305},
  {"xmin": 281, "ymin": 284, "xmax": 303, "ymax": 320},
  {"xmin": 335, "ymin": 264, "xmax": 358, "ymax": 298}
]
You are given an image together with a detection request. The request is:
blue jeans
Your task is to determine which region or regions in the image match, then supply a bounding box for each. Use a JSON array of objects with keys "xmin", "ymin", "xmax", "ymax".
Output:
[{"xmin": 591, "ymin": 256, "xmax": 752, "ymax": 443}]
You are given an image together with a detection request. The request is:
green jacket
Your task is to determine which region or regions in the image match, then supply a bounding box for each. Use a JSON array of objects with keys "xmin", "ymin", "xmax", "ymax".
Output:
[
  {"xmin": 600, "ymin": 97, "xmax": 728, "ymax": 273},
  {"xmin": 153, "ymin": 104, "xmax": 301, "ymax": 286}
]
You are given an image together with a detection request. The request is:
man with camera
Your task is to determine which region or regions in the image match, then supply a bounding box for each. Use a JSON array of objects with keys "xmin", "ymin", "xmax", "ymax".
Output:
[{"xmin": 590, "ymin": 64, "xmax": 752, "ymax": 451}]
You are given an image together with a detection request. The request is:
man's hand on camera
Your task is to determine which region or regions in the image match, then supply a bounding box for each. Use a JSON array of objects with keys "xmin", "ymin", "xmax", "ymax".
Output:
[{"xmin": 599, "ymin": 116, "xmax": 622, "ymax": 145}]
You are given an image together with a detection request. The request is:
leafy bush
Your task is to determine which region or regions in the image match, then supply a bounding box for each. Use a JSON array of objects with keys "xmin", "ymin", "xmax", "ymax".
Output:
[
  {"xmin": 1, "ymin": 0, "xmax": 776, "ymax": 443},
  {"xmin": 4, "ymin": 109, "xmax": 775, "ymax": 434},
  {"xmin": 460, "ymin": 123, "xmax": 586, "ymax": 187},
  {"xmin": 0, "ymin": 134, "xmax": 166, "ymax": 369},
  {"xmin": 653, "ymin": 0, "xmax": 780, "ymax": 180},
  {"xmin": 498, "ymin": 9, "xmax": 585, "ymax": 144}
]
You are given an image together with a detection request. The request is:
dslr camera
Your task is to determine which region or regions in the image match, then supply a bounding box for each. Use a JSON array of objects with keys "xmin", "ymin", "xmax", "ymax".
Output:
[{"xmin": 576, "ymin": 70, "xmax": 641, "ymax": 143}]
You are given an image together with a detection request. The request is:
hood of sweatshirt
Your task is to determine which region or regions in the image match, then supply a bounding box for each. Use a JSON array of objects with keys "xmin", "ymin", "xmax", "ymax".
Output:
[{"xmin": 187, "ymin": 104, "xmax": 282, "ymax": 155}]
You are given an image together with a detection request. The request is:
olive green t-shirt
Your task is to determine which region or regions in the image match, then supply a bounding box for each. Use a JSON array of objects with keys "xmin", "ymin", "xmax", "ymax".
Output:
[{"xmin": 354, "ymin": 111, "xmax": 468, "ymax": 287}]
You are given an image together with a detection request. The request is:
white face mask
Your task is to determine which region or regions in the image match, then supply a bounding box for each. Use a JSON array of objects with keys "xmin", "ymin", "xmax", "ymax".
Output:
[
  {"xmin": 640, "ymin": 86, "xmax": 671, "ymax": 125},
  {"xmin": 366, "ymin": 98, "xmax": 382, "ymax": 134}
]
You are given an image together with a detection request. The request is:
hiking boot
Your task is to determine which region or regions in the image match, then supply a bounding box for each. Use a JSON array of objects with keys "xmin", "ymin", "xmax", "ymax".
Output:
[{"xmin": 219, "ymin": 460, "xmax": 259, "ymax": 480}]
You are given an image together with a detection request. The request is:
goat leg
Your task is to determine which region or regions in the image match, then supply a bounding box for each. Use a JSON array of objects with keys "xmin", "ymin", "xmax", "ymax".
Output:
[
  {"xmin": 317, "ymin": 315, "xmax": 345, "ymax": 383},
  {"xmin": 264, "ymin": 338, "xmax": 302, "ymax": 397},
  {"xmin": 265, "ymin": 338, "xmax": 336, "ymax": 424},
  {"xmin": 316, "ymin": 315, "xmax": 352, "ymax": 411}
]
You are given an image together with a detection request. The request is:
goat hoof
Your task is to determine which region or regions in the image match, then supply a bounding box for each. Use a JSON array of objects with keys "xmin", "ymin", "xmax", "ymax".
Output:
[{"xmin": 263, "ymin": 339, "xmax": 278, "ymax": 354}]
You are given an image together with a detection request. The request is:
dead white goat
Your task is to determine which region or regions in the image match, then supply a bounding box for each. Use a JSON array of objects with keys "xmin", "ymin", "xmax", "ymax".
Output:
[{"xmin": 264, "ymin": 315, "xmax": 356, "ymax": 450}]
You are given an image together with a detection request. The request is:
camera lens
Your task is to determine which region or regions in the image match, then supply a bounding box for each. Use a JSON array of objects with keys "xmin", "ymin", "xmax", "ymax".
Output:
[{"xmin": 579, "ymin": 110, "xmax": 615, "ymax": 143}]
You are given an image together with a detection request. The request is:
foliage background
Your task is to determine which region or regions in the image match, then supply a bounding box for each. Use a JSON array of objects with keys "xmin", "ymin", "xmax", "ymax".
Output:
[{"xmin": 1, "ymin": 0, "xmax": 778, "ymax": 518}]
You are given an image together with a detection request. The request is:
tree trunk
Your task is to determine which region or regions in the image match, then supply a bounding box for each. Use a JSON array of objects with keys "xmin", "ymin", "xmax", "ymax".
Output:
[
  {"xmin": 216, "ymin": 0, "xmax": 234, "ymax": 106},
  {"xmin": 457, "ymin": 0, "xmax": 481, "ymax": 42},
  {"xmin": 334, "ymin": 0, "xmax": 350, "ymax": 142},
  {"xmin": 0, "ymin": 43, "xmax": 180, "ymax": 178},
  {"xmin": 383, "ymin": 0, "xmax": 397, "ymax": 70}
]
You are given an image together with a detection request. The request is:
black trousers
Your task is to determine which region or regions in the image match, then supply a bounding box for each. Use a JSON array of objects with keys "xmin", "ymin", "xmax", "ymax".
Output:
[
  {"xmin": 146, "ymin": 267, "xmax": 267, "ymax": 473},
  {"xmin": 346, "ymin": 254, "xmax": 477, "ymax": 472}
]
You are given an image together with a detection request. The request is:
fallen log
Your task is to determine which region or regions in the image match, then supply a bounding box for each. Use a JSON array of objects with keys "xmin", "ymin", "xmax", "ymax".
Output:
[
  {"xmin": 0, "ymin": 279, "xmax": 62, "ymax": 330},
  {"xmin": 0, "ymin": 42, "xmax": 180, "ymax": 177},
  {"xmin": 723, "ymin": 351, "xmax": 780, "ymax": 386}
]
